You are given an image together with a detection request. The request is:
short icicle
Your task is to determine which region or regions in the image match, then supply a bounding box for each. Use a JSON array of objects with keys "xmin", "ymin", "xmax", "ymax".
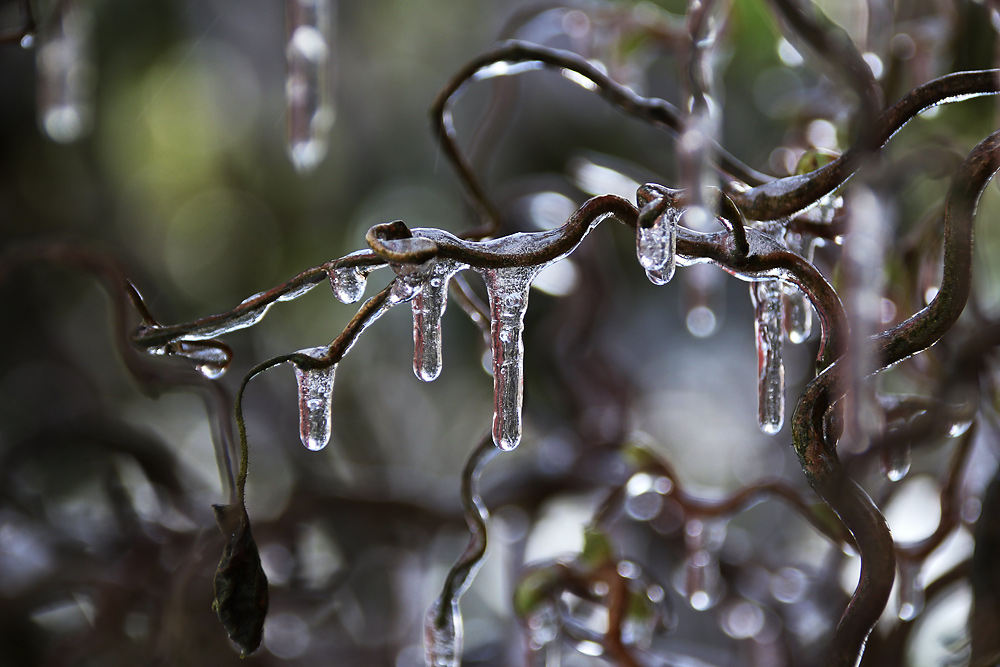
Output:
[
  {"xmin": 285, "ymin": 0, "xmax": 334, "ymax": 173},
  {"xmin": 636, "ymin": 204, "xmax": 680, "ymax": 285},
  {"xmin": 36, "ymin": 0, "xmax": 94, "ymax": 143},
  {"xmin": 292, "ymin": 347, "xmax": 337, "ymax": 451},
  {"xmin": 751, "ymin": 280, "xmax": 785, "ymax": 435},
  {"xmin": 411, "ymin": 259, "xmax": 467, "ymax": 382},
  {"xmin": 481, "ymin": 266, "xmax": 538, "ymax": 451}
]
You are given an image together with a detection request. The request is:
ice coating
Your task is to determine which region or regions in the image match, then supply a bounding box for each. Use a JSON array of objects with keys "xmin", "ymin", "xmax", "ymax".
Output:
[
  {"xmin": 36, "ymin": 1, "xmax": 94, "ymax": 143},
  {"xmin": 410, "ymin": 258, "xmax": 468, "ymax": 382},
  {"xmin": 292, "ymin": 347, "xmax": 337, "ymax": 451},
  {"xmin": 752, "ymin": 280, "xmax": 785, "ymax": 435},
  {"xmin": 636, "ymin": 205, "xmax": 680, "ymax": 285},
  {"xmin": 480, "ymin": 265, "xmax": 538, "ymax": 451},
  {"xmin": 424, "ymin": 597, "xmax": 462, "ymax": 667},
  {"xmin": 277, "ymin": 280, "xmax": 319, "ymax": 302},
  {"xmin": 285, "ymin": 0, "xmax": 334, "ymax": 173}
]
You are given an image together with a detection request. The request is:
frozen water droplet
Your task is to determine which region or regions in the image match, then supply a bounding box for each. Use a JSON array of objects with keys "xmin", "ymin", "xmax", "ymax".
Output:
[
  {"xmin": 292, "ymin": 347, "xmax": 337, "ymax": 451},
  {"xmin": 285, "ymin": 0, "xmax": 334, "ymax": 173},
  {"xmin": 897, "ymin": 560, "xmax": 924, "ymax": 621},
  {"xmin": 424, "ymin": 597, "xmax": 462, "ymax": 667},
  {"xmin": 176, "ymin": 341, "xmax": 232, "ymax": 379},
  {"xmin": 328, "ymin": 253, "xmax": 374, "ymax": 304},
  {"xmin": 880, "ymin": 440, "xmax": 911, "ymax": 482},
  {"xmin": 21, "ymin": 33, "xmax": 35, "ymax": 49},
  {"xmin": 36, "ymin": 2, "xmax": 94, "ymax": 143},
  {"xmin": 481, "ymin": 265, "xmax": 538, "ymax": 451},
  {"xmin": 636, "ymin": 204, "xmax": 679, "ymax": 285},
  {"xmin": 751, "ymin": 280, "xmax": 785, "ymax": 435}
]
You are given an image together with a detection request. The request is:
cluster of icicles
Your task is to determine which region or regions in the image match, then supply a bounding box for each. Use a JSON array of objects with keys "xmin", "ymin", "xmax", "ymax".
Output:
[
  {"xmin": 145, "ymin": 191, "xmax": 830, "ymax": 458},
  {"xmin": 30, "ymin": 0, "xmax": 335, "ymax": 173}
]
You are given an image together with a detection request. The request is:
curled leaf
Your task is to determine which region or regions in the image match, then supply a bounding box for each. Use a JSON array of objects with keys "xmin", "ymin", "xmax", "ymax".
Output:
[{"xmin": 212, "ymin": 503, "xmax": 269, "ymax": 656}]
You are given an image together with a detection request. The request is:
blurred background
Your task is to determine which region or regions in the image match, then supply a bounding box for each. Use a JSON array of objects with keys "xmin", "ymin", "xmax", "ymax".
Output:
[{"xmin": 1, "ymin": 0, "xmax": 999, "ymax": 665}]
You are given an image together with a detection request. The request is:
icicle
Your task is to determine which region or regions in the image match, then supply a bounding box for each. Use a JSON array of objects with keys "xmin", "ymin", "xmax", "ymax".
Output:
[
  {"xmin": 424, "ymin": 597, "xmax": 462, "ymax": 667},
  {"xmin": 285, "ymin": 0, "xmax": 334, "ymax": 173},
  {"xmin": 751, "ymin": 280, "xmax": 785, "ymax": 435},
  {"xmin": 880, "ymin": 440, "xmax": 912, "ymax": 482},
  {"xmin": 683, "ymin": 518, "xmax": 726, "ymax": 611},
  {"xmin": 292, "ymin": 347, "xmax": 337, "ymax": 451},
  {"xmin": 897, "ymin": 560, "xmax": 925, "ymax": 621},
  {"xmin": 480, "ymin": 265, "xmax": 537, "ymax": 451},
  {"xmin": 636, "ymin": 205, "xmax": 679, "ymax": 285},
  {"xmin": 328, "ymin": 253, "xmax": 375, "ymax": 304},
  {"xmin": 411, "ymin": 259, "xmax": 468, "ymax": 382},
  {"xmin": 783, "ymin": 230, "xmax": 817, "ymax": 343},
  {"xmin": 36, "ymin": 0, "xmax": 94, "ymax": 143}
]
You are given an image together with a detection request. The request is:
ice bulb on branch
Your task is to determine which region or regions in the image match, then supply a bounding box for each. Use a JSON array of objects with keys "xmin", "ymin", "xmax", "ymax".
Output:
[
  {"xmin": 410, "ymin": 259, "xmax": 468, "ymax": 382},
  {"xmin": 636, "ymin": 205, "xmax": 680, "ymax": 285},
  {"xmin": 285, "ymin": 0, "xmax": 334, "ymax": 173},
  {"xmin": 424, "ymin": 597, "xmax": 462, "ymax": 667}
]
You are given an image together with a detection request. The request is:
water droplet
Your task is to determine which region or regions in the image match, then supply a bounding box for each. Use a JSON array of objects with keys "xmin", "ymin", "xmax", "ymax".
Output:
[
  {"xmin": 285, "ymin": 0, "xmax": 334, "ymax": 173},
  {"xmin": 948, "ymin": 419, "xmax": 973, "ymax": 438},
  {"xmin": 751, "ymin": 280, "xmax": 785, "ymax": 435},
  {"xmin": 292, "ymin": 347, "xmax": 337, "ymax": 451}
]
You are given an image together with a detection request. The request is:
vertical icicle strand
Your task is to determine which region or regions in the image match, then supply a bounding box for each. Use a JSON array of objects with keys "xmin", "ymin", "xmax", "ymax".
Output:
[
  {"xmin": 285, "ymin": 0, "xmax": 334, "ymax": 173},
  {"xmin": 751, "ymin": 279, "xmax": 785, "ymax": 435},
  {"xmin": 36, "ymin": 0, "xmax": 94, "ymax": 143},
  {"xmin": 480, "ymin": 266, "xmax": 538, "ymax": 451}
]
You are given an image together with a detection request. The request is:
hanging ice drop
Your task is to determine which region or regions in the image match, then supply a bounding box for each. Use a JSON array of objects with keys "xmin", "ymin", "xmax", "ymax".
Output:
[
  {"xmin": 424, "ymin": 597, "xmax": 462, "ymax": 667},
  {"xmin": 880, "ymin": 440, "xmax": 911, "ymax": 482},
  {"xmin": 897, "ymin": 560, "xmax": 925, "ymax": 621},
  {"xmin": 636, "ymin": 205, "xmax": 679, "ymax": 285},
  {"xmin": 481, "ymin": 265, "xmax": 538, "ymax": 451},
  {"xmin": 752, "ymin": 280, "xmax": 785, "ymax": 435},
  {"xmin": 411, "ymin": 259, "xmax": 467, "ymax": 382},
  {"xmin": 285, "ymin": 0, "xmax": 334, "ymax": 173},
  {"xmin": 36, "ymin": 0, "xmax": 94, "ymax": 143},
  {"xmin": 292, "ymin": 347, "xmax": 337, "ymax": 451},
  {"xmin": 328, "ymin": 254, "xmax": 372, "ymax": 304},
  {"xmin": 782, "ymin": 231, "xmax": 816, "ymax": 343}
]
